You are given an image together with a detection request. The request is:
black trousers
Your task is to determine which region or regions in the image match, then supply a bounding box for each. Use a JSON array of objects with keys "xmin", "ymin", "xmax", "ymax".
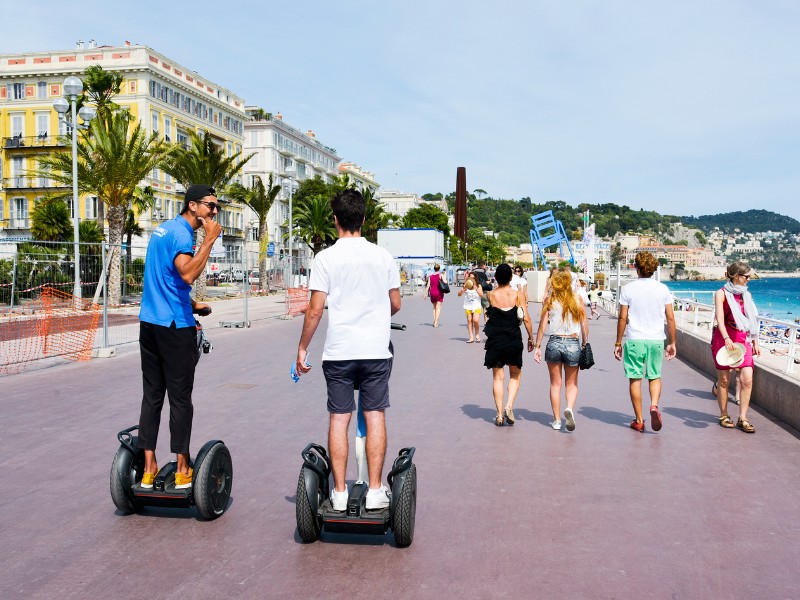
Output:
[{"xmin": 138, "ymin": 321, "xmax": 197, "ymax": 455}]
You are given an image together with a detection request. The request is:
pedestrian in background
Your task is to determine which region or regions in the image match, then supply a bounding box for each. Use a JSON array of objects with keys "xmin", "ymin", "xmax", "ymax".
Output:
[
  {"xmin": 613, "ymin": 251, "xmax": 676, "ymax": 433},
  {"xmin": 484, "ymin": 264, "xmax": 534, "ymax": 426},
  {"xmin": 425, "ymin": 263, "xmax": 447, "ymax": 328},
  {"xmin": 511, "ymin": 265, "xmax": 528, "ymax": 302},
  {"xmin": 577, "ymin": 279, "xmax": 590, "ymax": 319},
  {"xmin": 711, "ymin": 261, "xmax": 760, "ymax": 433},
  {"xmin": 459, "ymin": 275, "xmax": 484, "ymax": 343},
  {"xmin": 533, "ymin": 268, "xmax": 589, "ymax": 431},
  {"xmin": 588, "ymin": 284, "xmax": 602, "ymax": 320}
]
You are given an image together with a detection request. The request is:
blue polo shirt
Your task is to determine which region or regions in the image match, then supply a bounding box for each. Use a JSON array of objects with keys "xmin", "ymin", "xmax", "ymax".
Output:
[{"xmin": 139, "ymin": 216, "xmax": 195, "ymax": 328}]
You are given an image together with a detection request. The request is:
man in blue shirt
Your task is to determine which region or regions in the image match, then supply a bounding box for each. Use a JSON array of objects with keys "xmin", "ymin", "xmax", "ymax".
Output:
[{"xmin": 138, "ymin": 184, "xmax": 222, "ymax": 490}]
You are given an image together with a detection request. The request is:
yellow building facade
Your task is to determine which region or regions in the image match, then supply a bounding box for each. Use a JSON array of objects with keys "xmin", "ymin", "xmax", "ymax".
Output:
[{"xmin": 0, "ymin": 42, "xmax": 247, "ymax": 257}]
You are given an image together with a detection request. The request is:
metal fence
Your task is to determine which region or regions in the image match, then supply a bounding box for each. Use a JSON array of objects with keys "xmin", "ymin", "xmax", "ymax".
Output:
[{"xmin": 1, "ymin": 239, "xmax": 317, "ymax": 373}]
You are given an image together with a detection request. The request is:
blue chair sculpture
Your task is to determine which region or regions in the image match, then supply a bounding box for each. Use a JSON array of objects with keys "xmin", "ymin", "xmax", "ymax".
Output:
[{"xmin": 529, "ymin": 210, "xmax": 575, "ymax": 270}]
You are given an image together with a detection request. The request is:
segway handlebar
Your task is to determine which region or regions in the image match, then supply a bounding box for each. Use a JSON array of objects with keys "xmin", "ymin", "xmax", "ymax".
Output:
[{"xmin": 391, "ymin": 323, "xmax": 406, "ymax": 330}]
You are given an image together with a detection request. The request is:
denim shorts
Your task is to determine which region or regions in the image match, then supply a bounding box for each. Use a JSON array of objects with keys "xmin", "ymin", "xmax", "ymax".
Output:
[{"xmin": 544, "ymin": 335, "xmax": 581, "ymax": 366}]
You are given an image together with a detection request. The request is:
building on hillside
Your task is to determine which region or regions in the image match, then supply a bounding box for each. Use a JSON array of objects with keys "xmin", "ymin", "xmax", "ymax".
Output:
[
  {"xmin": 376, "ymin": 190, "xmax": 421, "ymax": 219},
  {"xmin": 338, "ymin": 162, "xmax": 379, "ymax": 194},
  {"xmin": 627, "ymin": 244, "xmax": 721, "ymax": 268},
  {"xmin": 0, "ymin": 41, "xmax": 247, "ymax": 259},
  {"xmin": 242, "ymin": 108, "xmax": 340, "ymax": 265}
]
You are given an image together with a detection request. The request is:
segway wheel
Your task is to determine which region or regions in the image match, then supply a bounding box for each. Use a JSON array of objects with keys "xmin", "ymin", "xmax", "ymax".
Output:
[
  {"xmin": 392, "ymin": 464, "xmax": 417, "ymax": 547},
  {"xmin": 194, "ymin": 442, "xmax": 233, "ymax": 520},
  {"xmin": 110, "ymin": 443, "xmax": 144, "ymax": 514},
  {"xmin": 296, "ymin": 466, "xmax": 323, "ymax": 543}
]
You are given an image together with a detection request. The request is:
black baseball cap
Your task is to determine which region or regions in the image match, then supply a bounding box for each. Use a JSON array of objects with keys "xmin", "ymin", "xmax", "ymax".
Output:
[{"xmin": 185, "ymin": 184, "xmax": 216, "ymax": 203}]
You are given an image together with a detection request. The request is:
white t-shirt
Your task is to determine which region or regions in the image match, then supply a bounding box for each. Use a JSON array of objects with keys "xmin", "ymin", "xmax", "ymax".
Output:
[
  {"xmin": 510, "ymin": 274, "xmax": 527, "ymax": 292},
  {"xmin": 309, "ymin": 237, "xmax": 401, "ymax": 361},
  {"xmin": 462, "ymin": 288, "xmax": 481, "ymax": 311},
  {"xmin": 618, "ymin": 278, "xmax": 673, "ymax": 340}
]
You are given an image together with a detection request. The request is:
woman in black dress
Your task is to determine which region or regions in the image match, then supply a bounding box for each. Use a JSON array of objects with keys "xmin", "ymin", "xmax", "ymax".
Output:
[{"xmin": 484, "ymin": 264, "xmax": 534, "ymax": 426}]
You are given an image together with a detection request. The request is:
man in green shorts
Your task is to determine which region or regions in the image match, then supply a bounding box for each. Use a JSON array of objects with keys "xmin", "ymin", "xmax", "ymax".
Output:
[{"xmin": 613, "ymin": 251, "xmax": 677, "ymax": 432}]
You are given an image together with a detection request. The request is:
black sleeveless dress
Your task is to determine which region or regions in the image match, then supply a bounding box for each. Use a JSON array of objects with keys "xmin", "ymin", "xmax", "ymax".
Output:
[{"xmin": 483, "ymin": 306, "xmax": 523, "ymax": 368}]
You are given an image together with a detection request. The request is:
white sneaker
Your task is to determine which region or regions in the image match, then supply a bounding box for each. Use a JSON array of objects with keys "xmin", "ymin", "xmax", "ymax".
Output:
[
  {"xmin": 551, "ymin": 419, "xmax": 562, "ymax": 430},
  {"xmin": 330, "ymin": 487, "xmax": 349, "ymax": 511},
  {"xmin": 564, "ymin": 408, "xmax": 576, "ymax": 432},
  {"xmin": 365, "ymin": 485, "xmax": 391, "ymax": 510}
]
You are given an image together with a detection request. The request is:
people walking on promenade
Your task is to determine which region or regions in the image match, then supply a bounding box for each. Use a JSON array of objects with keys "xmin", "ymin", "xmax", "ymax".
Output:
[
  {"xmin": 458, "ymin": 276, "xmax": 484, "ymax": 343},
  {"xmin": 711, "ymin": 261, "xmax": 761, "ymax": 433},
  {"xmin": 483, "ymin": 264, "xmax": 534, "ymax": 426},
  {"xmin": 472, "ymin": 262, "xmax": 493, "ymax": 323},
  {"xmin": 613, "ymin": 251, "xmax": 677, "ymax": 432},
  {"xmin": 511, "ymin": 265, "xmax": 528, "ymax": 302},
  {"xmin": 588, "ymin": 284, "xmax": 602, "ymax": 319},
  {"xmin": 295, "ymin": 188, "xmax": 402, "ymax": 511},
  {"xmin": 425, "ymin": 263, "xmax": 447, "ymax": 328},
  {"xmin": 137, "ymin": 184, "xmax": 222, "ymax": 490},
  {"xmin": 533, "ymin": 268, "xmax": 589, "ymax": 431}
]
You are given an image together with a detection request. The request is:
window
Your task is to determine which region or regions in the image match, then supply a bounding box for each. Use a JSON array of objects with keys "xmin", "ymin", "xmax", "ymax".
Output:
[
  {"xmin": 84, "ymin": 196, "xmax": 98, "ymax": 219},
  {"xmin": 37, "ymin": 160, "xmax": 50, "ymax": 188},
  {"xmin": 66, "ymin": 197, "xmax": 74, "ymax": 219},
  {"xmin": 163, "ymin": 116, "xmax": 171, "ymax": 142},
  {"xmin": 249, "ymin": 130, "xmax": 258, "ymax": 146},
  {"xmin": 37, "ymin": 82, "xmax": 47, "ymax": 99},
  {"xmin": 177, "ymin": 130, "xmax": 188, "ymax": 147},
  {"xmin": 36, "ymin": 113, "xmax": 49, "ymax": 138},
  {"xmin": 11, "ymin": 157, "xmax": 24, "ymax": 187},
  {"xmin": 11, "ymin": 197, "xmax": 28, "ymax": 227},
  {"xmin": 11, "ymin": 114, "xmax": 24, "ymax": 137},
  {"xmin": 8, "ymin": 83, "xmax": 25, "ymax": 100},
  {"xmin": 0, "ymin": 199, "xmax": 4, "ymax": 221},
  {"xmin": 151, "ymin": 112, "xmax": 159, "ymax": 133}
]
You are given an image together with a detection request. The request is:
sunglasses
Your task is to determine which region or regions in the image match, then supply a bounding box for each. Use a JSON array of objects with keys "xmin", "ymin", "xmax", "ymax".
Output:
[
  {"xmin": 196, "ymin": 200, "xmax": 219, "ymax": 211},
  {"xmin": 741, "ymin": 274, "xmax": 751, "ymax": 280}
]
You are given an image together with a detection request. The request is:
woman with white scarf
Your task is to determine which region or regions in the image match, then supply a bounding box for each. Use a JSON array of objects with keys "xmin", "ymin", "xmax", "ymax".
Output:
[{"xmin": 711, "ymin": 261, "xmax": 761, "ymax": 433}]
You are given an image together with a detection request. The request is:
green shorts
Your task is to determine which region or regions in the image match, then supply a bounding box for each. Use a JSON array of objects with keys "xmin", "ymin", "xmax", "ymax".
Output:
[{"xmin": 623, "ymin": 340, "xmax": 664, "ymax": 380}]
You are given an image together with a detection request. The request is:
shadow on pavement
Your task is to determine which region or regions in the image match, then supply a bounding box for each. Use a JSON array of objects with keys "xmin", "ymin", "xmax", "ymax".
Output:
[
  {"xmin": 662, "ymin": 407, "xmax": 715, "ymax": 428},
  {"xmin": 578, "ymin": 406, "xmax": 632, "ymax": 428},
  {"xmin": 512, "ymin": 408, "xmax": 555, "ymax": 427}
]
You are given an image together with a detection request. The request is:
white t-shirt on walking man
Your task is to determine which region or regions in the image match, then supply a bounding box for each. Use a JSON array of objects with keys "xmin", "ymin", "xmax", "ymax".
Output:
[
  {"xmin": 618, "ymin": 277, "xmax": 674, "ymax": 340},
  {"xmin": 309, "ymin": 237, "xmax": 401, "ymax": 361}
]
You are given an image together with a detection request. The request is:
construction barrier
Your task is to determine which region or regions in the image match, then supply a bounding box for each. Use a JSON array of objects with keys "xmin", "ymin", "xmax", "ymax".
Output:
[
  {"xmin": 0, "ymin": 287, "xmax": 101, "ymax": 376},
  {"xmin": 286, "ymin": 286, "xmax": 309, "ymax": 317}
]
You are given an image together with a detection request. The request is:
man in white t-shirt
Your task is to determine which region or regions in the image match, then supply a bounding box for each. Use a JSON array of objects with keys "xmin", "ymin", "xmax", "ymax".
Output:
[
  {"xmin": 295, "ymin": 188, "xmax": 401, "ymax": 511},
  {"xmin": 614, "ymin": 251, "xmax": 676, "ymax": 433}
]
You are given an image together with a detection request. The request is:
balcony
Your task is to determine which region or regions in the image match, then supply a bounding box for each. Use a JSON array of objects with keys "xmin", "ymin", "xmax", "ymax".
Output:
[
  {"xmin": 3, "ymin": 177, "xmax": 67, "ymax": 191},
  {"xmin": 6, "ymin": 219, "xmax": 30, "ymax": 229},
  {"xmin": 3, "ymin": 134, "xmax": 67, "ymax": 150},
  {"xmin": 222, "ymin": 226, "xmax": 244, "ymax": 238}
]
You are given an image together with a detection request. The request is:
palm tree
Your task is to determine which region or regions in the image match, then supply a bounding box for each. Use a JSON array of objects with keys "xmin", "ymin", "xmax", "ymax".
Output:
[
  {"xmin": 292, "ymin": 194, "xmax": 336, "ymax": 255},
  {"xmin": 30, "ymin": 198, "xmax": 72, "ymax": 242},
  {"xmin": 227, "ymin": 174, "xmax": 281, "ymax": 290},
  {"xmin": 37, "ymin": 110, "xmax": 169, "ymax": 305},
  {"xmin": 161, "ymin": 130, "xmax": 252, "ymax": 299},
  {"xmin": 361, "ymin": 188, "xmax": 392, "ymax": 243}
]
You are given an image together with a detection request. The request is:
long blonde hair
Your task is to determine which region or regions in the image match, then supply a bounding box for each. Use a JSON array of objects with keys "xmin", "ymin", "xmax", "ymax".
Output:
[{"xmin": 542, "ymin": 269, "xmax": 584, "ymax": 324}]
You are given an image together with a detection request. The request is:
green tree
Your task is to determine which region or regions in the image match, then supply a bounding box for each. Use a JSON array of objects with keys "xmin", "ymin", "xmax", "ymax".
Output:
[
  {"xmin": 362, "ymin": 188, "xmax": 393, "ymax": 243},
  {"xmin": 161, "ymin": 130, "xmax": 252, "ymax": 298},
  {"xmin": 37, "ymin": 111, "xmax": 169, "ymax": 305},
  {"xmin": 402, "ymin": 203, "xmax": 450, "ymax": 236},
  {"xmin": 228, "ymin": 174, "xmax": 281, "ymax": 288},
  {"xmin": 292, "ymin": 194, "xmax": 336, "ymax": 255},
  {"xmin": 610, "ymin": 242, "xmax": 625, "ymax": 267},
  {"xmin": 30, "ymin": 198, "xmax": 72, "ymax": 242}
]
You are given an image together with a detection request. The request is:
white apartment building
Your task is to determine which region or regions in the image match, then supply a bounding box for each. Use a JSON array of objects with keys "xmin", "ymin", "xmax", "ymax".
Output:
[
  {"xmin": 242, "ymin": 108, "xmax": 340, "ymax": 263},
  {"xmin": 0, "ymin": 41, "xmax": 247, "ymax": 257},
  {"xmin": 377, "ymin": 190, "xmax": 448, "ymax": 220},
  {"xmin": 339, "ymin": 162, "xmax": 378, "ymax": 194}
]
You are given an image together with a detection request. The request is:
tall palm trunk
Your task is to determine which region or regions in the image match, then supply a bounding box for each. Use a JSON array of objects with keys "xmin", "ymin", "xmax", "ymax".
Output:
[
  {"xmin": 106, "ymin": 204, "xmax": 126, "ymax": 306},
  {"xmin": 97, "ymin": 201, "xmax": 105, "ymax": 236},
  {"xmin": 258, "ymin": 218, "xmax": 268, "ymax": 291}
]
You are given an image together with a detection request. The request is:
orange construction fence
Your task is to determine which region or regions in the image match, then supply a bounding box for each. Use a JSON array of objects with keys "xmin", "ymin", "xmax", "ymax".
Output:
[
  {"xmin": 0, "ymin": 287, "xmax": 101, "ymax": 376},
  {"xmin": 286, "ymin": 286, "xmax": 309, "ymax": 317}
]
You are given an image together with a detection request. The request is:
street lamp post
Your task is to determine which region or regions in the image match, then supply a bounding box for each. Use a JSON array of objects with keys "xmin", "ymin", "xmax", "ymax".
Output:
[
  {"xmin": 281, "ymin": 166, "xmax": 296, "ymax": 287},
  {"xmin": 54, "ymin": 76, "xmax": 95, "ymax": 298}
]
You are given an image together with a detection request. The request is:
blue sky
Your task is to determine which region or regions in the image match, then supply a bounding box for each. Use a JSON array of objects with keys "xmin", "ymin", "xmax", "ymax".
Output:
[{"xmin": 4, "ymin": 1, "xmax": 800, "ymax": 221}]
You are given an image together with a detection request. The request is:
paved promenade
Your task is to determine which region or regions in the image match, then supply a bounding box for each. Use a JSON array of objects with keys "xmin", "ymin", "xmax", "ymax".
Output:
[{"xmin": 1, "ymin": 294, "xmax": 798, "ymax": 599}]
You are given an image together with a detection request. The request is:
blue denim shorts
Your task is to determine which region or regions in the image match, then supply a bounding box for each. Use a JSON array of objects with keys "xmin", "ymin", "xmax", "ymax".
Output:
[{"xmin": 544, "ymin": 336, "xmax": 581, "ymax": 366}]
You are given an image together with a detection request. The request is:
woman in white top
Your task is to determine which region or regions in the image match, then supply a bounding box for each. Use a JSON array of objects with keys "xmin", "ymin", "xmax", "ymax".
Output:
[
  {"xmin": 533, "ymin": 268, "xmax": 589, "ymax": 431},
  {"xmin": 511, "ymin": 266, "xmax": 527, "ymax": 292},
  {"xmin": 458, "ymin": 275, "xmax": 484, "ymax": 343}
]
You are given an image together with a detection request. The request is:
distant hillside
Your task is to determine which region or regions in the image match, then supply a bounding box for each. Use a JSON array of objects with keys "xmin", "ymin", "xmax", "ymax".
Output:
[{"xmin": 681, "ymin": 210, "xmax": 800, "ymax": 234}]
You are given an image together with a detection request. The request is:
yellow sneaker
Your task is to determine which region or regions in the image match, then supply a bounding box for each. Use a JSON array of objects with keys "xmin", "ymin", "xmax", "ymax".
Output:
[
  {"xmin": 140, "ymin": 471, "xmax": 156, "ymax": 489},
  {"xmin": 175, "ymin": 468, "xmax": 193, "ymax": 489}
]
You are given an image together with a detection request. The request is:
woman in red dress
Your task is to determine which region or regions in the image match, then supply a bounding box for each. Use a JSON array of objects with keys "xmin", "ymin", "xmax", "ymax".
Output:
[
  {"xmin": 711, "ymin": 261, "xmax": 760, "ymax": 433},
  {"xmin": 425, "ymin": 264, "xmax": 447, "ymax": 328}
]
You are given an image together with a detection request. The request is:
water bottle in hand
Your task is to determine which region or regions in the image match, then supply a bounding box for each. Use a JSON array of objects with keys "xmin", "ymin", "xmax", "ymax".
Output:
[{"xmin": 290, "ymin": 358, "xmax": 310, "ymax": 382}]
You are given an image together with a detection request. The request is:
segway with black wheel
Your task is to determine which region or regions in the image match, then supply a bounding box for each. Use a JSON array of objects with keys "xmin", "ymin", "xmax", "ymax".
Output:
[
  {"xmin": 294, "ymin": 323, "xmax": 417, "ymax": 546},
  {"xmin": 110, "ymin": 426, "xmax": 233, "ymax": 519}
]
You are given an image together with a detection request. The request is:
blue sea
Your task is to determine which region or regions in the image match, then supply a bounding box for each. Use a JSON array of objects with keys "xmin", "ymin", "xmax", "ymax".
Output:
[{"xmin": 665, "ymin": 278, "xmax": 800, "ymax": 321}]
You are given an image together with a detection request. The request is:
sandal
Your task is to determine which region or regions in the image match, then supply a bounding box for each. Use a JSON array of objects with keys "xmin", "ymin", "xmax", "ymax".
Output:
[
  {"xmin": 504, "ymin": 407, "xmax": 515, "ymax": 425},
  {"xmin": 711, "ymin": 382, "xmax": 718, "ymax": 396},
  {"xmin": 736, "ymin": 418, "xmax": 755, "ymax": 433},
  {"xmin": 718, "ymin": 415, "xmax": 735, "ymax": 428},
  {"xmin": 494, "ymin": 414, "xmax": 504, "ymax": 427}
]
